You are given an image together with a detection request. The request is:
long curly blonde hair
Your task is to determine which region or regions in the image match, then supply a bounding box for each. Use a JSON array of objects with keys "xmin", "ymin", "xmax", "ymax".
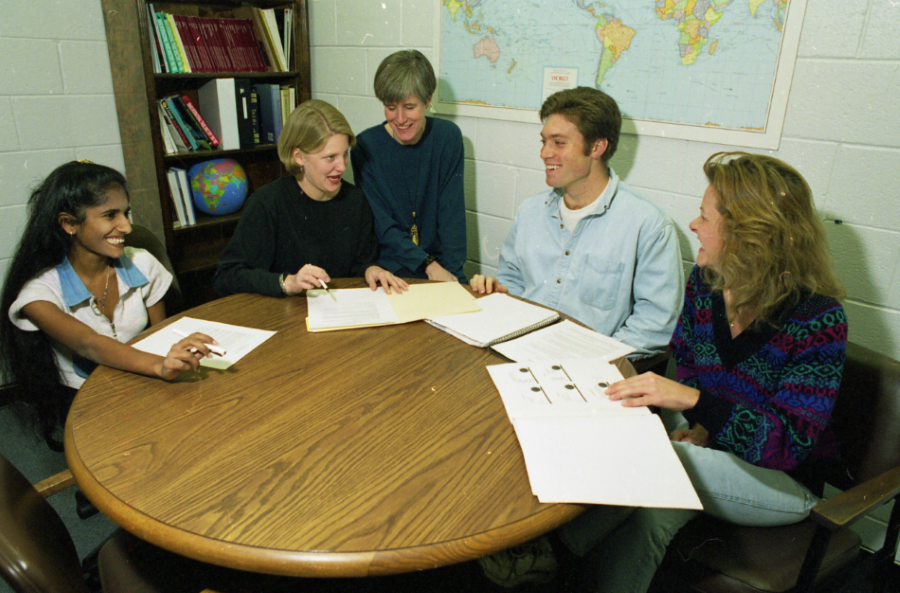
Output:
[{"xmin": 703, "ymin": 152, "xmax": 844, "ymax": 326}]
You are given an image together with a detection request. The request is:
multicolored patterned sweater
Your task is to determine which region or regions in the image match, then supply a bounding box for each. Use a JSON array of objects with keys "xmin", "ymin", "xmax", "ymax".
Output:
[{"xmin": 675, "ymin": 266, "xmax": 847, "ymax": 473}]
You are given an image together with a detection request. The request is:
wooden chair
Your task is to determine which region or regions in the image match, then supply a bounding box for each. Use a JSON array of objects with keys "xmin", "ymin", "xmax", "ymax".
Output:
[
  {"xmin": 0, "ymin": 454, "xmax": 298, "ymax": 593},
  {"xmin": 654, "ymin": 342, "xmax": 900, "ymax": 593},
  {"xmin": 124, "ymin": 224, "xmax": 183, "ymax": 315}
]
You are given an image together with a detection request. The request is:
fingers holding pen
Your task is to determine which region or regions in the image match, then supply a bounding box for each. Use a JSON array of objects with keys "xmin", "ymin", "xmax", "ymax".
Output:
[{"xmin": 284, "ymin": 264, "xmax": 330, "ymax": 294}]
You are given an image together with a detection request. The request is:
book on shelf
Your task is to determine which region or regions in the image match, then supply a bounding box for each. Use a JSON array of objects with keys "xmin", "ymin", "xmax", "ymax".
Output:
[
  {"xmin": 259, "ymin": 8, "xmax": 287, "ymax": 71},
  {"xmin": 426, "ymin": 293, "xmax": 561, "ymax": 348},
  {"xmin": 234, "ymin": 78, "xmax": 255, "ymax": 149},
  {"xmin": 198, "ymin": 78, "xmax": 240, "ymax": 151},
  {"xmin": 158, "ymin": 102, "xmax": 189, "ymax": 154},
  {"xmin": 180, "ymin": 94, "xmax": 220, "ymax": 148},
  {"xmin": 250, "ymin": 86, "xmax": 261, "ymax": 146},
  {"xmin": 162, "ymin": 96, "xmax": 211, "ymax": 151},
  {"xmin": 283, "ymin": 8, "xmax": 293, "ymax": 71},
  {"xmin": 147, "ymin": 5, "xmax": 162, "ymax": 73},
  {"xmin": 148, "ymin": 5, "xmax": 274, "ymax": 74},
  {"xmin": 171, "ymin": 167, "xmax": 196, "ymax": 226},
  {"xmin": 159, "ymin": 98, "xmax": 196, "ymax": 151},
  {"xmin": 254, "ymin": 83, "xmax": 283, "ymax": 145},
  {"xmin": 280, "ymin": 85, "xmax": 295, "ymax": 126},
  {"xmin": 166, "ymin": 168, "xmax": 188, "ymax": 228},
  {"xmin": 153, "ymin": 10, "xmax": 182, "ymax": 73},
  {"xmin": 166, "ymin": 13, "xmax": 192, "ymax": 73}
]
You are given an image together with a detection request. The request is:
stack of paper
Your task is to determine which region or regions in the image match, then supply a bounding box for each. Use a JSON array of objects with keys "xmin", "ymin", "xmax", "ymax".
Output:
[
  {"xmin": 427, "ymin": 293, "xmax": 560, "ymax": 347},
  {"xmin": 488, "ymin": 358, "xmax": 702, "ymax": 510}
]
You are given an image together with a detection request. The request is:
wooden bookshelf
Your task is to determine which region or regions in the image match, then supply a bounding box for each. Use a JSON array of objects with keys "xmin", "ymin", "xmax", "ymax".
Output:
[{"xmin": 100, "ymin": 0, "xmax": 310, "ymax": 308}]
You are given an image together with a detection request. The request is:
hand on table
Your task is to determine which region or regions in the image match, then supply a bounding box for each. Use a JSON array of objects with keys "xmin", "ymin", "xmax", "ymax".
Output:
[
  {"xmin": 469, "ymin": 274, "xmax": 508, "ymax": 295},
  {"xmin": 605, "ymin": 372, "xmax": 700, "ymax": 412},
  {"xmin": 671, "ymin": 423, "xmax": 710, "ymax": 447},
  {"xmin": 284, "ymin": 264, "xmax": 330, "ymax": 295},
  {"xmin": 425, "ymin": 261, "xmax": 459, "ymax": 283},
  {"xmin": 157, "ymin": 332, "xmax": 218, "ymax": 380},
  {"xmin": 365, "ymin": 266, "xmax": 409, "ymax": 294}
]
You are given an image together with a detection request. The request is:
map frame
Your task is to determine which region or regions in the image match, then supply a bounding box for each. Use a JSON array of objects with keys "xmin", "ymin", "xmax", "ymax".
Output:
[{"xmin": 432, "ymin": 0, "xmax": 809, "ymax": 150}]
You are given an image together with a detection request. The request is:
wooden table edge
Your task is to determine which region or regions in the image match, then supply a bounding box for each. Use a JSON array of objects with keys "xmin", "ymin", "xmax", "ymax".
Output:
[{"xmin": 65, "ymin": 407, "xmax": 584, "ymax": 577}]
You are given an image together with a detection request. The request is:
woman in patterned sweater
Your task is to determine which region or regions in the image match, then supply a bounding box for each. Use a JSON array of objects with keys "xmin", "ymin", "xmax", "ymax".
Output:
[{"xmin": 558, "ymin": 152, "xmax": 847, "ymax": 593}]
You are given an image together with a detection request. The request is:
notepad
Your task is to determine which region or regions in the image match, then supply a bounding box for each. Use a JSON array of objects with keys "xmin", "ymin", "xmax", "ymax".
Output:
[{"xmin": 426, "ymin": 293, "xmax": 560, "ymax": 347}]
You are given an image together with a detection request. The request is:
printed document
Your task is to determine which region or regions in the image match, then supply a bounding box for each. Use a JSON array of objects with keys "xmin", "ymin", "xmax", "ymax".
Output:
[
  {"xmin": 133, "ymin": 317, "xmax": 276, "ymax": 370},
  {"xmin": 307, "ymin": 282, "xmax": 480, "ymax": 331},
  {"xmin": 492, "ymin": 319, "xmax": 635, "ymax": 362},
  {"xmin": 488, "ymin": 358, "xmax": 702, "ymax": 510}
]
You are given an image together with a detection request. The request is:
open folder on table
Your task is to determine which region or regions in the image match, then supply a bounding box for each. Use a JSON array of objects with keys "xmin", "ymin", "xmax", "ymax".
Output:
[
  {"xmin": 426, "ymin": 292, "xmax": 560, "ymax": 347},
  {"xmin": 306, "ymin": 282, "xmax": 481, "ymax": 332},
  {"xmin": 487, "ymin": 358, "xmax": 702, "ymax": 510}
]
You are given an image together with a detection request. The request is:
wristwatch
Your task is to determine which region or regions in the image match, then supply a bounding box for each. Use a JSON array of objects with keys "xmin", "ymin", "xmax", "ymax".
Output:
[{"xmin": 418, "ymin": 255, "xmax": 436, "ymax": 271}]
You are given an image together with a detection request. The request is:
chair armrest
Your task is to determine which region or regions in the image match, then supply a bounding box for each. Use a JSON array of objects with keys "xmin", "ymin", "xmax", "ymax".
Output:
[
  {"xmin": 811, "ymin": 465, "xmax": 900, "ymax": 530},
  {"xmin": 33, "ymin": 468, "xmax": 75, "ymax": 498}
]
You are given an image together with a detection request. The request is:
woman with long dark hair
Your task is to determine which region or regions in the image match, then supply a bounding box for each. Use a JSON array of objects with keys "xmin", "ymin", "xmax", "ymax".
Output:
[{"xmin": 1, "ymin": 161, "xmax": 215, "ymax": 444}]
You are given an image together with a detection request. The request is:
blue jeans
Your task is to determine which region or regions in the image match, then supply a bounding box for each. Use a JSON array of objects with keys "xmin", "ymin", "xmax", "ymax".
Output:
[{"xmin": 558, "ymin": 435, "xmax": 820, "ymax": 593}]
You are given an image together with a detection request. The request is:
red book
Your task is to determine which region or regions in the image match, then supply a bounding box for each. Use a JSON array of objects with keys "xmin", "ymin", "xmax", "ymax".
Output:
[
  {"xmin": 239, "ymin": 19, "xmax": 268, "ymax": 72},
  {"xmin": 180, "ymin": 95, "xmax": 220, "ymax": 147},
  {"xmin": 187, "ymin": 16, "xmax": 213, "ymax": 72}
]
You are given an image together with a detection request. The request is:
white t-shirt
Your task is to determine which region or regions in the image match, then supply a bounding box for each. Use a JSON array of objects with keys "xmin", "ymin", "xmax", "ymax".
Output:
[{"xmin": 9, "ymin": 247, "xmax": 173, "ymax": 388}]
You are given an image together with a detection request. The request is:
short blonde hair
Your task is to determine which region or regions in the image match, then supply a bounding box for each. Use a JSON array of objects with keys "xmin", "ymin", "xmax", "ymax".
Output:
[
  {"xmin": 703, "ymin": 151, "xmax": 844, "ymax": 326},
  {"xmin": 278, "ymin": 100, "xmax": 356, "ymax": 178}
]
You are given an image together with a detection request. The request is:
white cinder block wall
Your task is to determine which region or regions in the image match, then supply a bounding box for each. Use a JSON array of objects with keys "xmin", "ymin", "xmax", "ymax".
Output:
[
  {"xmin": 0, "ymin": 0, "xmax": 897, "ymax": 560},
  {"xmin": 0, "ymin": 0, "xmax": 125, "ymax": 284}
]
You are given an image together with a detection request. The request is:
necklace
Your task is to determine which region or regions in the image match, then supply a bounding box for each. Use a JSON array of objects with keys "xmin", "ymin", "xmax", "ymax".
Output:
[
  {"xmin": 388, "ymin": 124, "xmax": 424, "ymax": 245},
  {"xmin": 89, "ymin": 263, "xmax": 117, "ymax": 339},
  {"xmin": 96, "ymin": 264, "xmax": 111, "ymax": 314}
]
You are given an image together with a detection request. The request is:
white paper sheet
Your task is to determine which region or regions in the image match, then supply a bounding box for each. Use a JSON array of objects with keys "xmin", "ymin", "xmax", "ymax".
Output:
[
  {"xmin": 513, "ymin": 415, "xmax": 703, "ymax": 509},
  {"xmin": 306, "ymin": 287, "xmax": 399, "ymax": 330},
  {"xmin": 487, "ymin": 359, "xmax": 648, "ymax": 418},
  {"xmin": 492, "ymin": 320, "xmax": 635, "ymax": 362},
  {"xmin": 132, "ymin": 317, "xmax": 276, "ymax": 370}
]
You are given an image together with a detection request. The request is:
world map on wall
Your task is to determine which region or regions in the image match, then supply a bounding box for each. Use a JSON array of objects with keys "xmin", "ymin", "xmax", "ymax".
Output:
[{"xmin": 439, "ymin": 0, "xmax": 795, "ymax": 135}]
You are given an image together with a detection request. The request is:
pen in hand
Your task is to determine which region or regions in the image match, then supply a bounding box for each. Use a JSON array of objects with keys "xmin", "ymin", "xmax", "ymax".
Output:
[
  {"xmin": 318, "ymin": 278, "xmax": 337, "ymax": 301},
  {"xmin": 171, "ymin": 328, "xmax": 226, "ymax": 356}
]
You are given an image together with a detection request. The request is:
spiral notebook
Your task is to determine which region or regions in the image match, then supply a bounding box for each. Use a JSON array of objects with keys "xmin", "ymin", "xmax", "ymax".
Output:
[{"xmin": 426, "ymin": 292, "xmax": 560, "ymax": 348}]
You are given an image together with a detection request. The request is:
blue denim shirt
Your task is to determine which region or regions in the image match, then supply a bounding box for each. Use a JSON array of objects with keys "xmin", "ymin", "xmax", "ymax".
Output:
[{"xmin": 496, "ymin": 170, "xmax": 683, "ymax": 357}]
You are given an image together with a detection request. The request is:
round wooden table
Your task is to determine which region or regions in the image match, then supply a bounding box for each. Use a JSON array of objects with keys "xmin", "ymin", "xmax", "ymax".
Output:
[{"xmin": 65, "ymin": 280, "xmax": 582, "ymax": 577}]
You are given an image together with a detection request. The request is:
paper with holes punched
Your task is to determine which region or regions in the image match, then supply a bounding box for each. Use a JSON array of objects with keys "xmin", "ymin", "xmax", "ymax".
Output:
[{"xmin": 487, "ymin": 358, "xmax": 702, "ymax": 510}]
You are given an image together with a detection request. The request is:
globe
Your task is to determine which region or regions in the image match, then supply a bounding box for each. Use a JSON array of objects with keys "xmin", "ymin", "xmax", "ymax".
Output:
[{"xmin": 189, "ymin": 158, "xmax": 248, "ymax": 216}]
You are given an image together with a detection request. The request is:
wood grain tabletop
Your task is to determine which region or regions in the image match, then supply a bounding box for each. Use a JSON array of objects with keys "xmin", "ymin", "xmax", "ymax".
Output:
[{"xmin": 65, "ymin": 279, "xmax": 583, "ymax": 577}]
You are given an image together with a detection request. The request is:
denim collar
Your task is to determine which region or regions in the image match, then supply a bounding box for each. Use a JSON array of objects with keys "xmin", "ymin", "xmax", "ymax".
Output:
[
  {"xmin": 57, "ymin": 254, "xmax": 149, "ymax": 307},
  {"xmin": 544, "ymin": 167, "xmax": 620, "ymax": 219}
]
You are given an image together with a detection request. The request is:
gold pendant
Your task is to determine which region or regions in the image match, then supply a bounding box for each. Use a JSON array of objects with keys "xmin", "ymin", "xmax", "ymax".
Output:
[{"xmin": 410, "ymin": 211, "xmax": 419, "ymax": 245}]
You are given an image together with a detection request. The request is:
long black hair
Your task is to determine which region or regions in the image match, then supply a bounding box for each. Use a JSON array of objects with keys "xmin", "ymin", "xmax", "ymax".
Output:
[{"xmin": 0, "ymin": 161, "xmax": 128, "ymax": 439}]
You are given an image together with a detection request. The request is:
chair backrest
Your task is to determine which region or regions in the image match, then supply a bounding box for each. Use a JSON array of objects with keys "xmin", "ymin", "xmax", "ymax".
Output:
[
  {"xmin": 125, "ymin": 224, "xmax": 183, "ymax": 314},
  {"xmin": 827, "ymin": 342, "xmax": 900, "ymax": 491},
  {"xmin": 0, "ymin": 453, "xmax": 90, "ymax": 593}
]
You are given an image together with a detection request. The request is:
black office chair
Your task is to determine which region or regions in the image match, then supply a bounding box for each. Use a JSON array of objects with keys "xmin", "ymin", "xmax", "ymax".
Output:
[
  {"xmin": 653, "ymin": 342, "xmax": 900, "ymax": 593},
  {"xmin": 0, "ymin": 454, "xmax": 302, "ymax": 593}
]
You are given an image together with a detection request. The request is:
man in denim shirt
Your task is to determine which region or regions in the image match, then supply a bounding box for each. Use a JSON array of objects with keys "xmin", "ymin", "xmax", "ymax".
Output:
[{"xmin": 471, "ymin": 87, "xmax": 683, "ymax": 358}]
